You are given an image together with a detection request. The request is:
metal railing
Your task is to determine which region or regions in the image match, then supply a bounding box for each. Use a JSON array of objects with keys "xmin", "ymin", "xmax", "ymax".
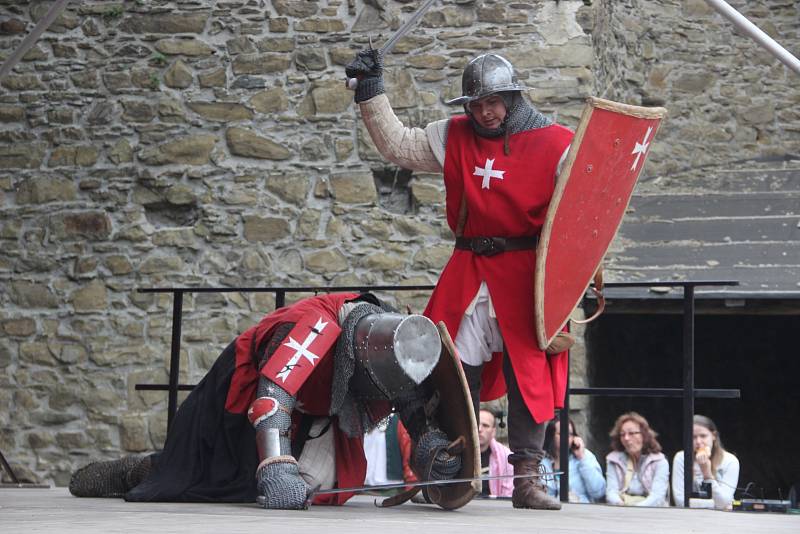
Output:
[{"xmin": 558, "ymin": 280, "xmax": 741, "ymax": 507}]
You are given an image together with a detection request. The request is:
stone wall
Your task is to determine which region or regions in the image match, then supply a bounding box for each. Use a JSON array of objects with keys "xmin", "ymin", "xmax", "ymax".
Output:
[
  {"xmin": 0, "ymin": 0, "xmax": 595, "ymax": 486},
  {"xmin": 0, "ymin": 0, "xmax": 797, "ymax": 486},
  {"xmin": 595, "ymin": 0, "xmax": 800, "ymax": 175}
]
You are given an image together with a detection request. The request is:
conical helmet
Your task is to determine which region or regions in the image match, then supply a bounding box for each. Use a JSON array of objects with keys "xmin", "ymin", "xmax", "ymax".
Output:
[{"xmin": 446, "ymin": 53, "xmax": 528, "ymax": 106}]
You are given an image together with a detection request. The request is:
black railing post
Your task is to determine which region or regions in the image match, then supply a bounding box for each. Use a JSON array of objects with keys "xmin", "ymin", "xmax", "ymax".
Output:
[
  {"xmin": 682, "ymin": 284, "xmax": 696, "ymax": 507},
  {"xmin": 559, "ymin": 363, "xmax": 570, "ymax": 502},
  {"xmin": 275, "ymin": 289, "xmax": 286, "ymax": 309},
  {"xmin": 166, "ymin": 290, "xmax": 184, "ymax": 431}
]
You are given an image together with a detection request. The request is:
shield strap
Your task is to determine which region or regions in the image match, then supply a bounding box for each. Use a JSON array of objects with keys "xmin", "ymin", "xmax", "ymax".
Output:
[{"xmin": 572, "ymin": 264, "xmax": 606, "ymax": 325}]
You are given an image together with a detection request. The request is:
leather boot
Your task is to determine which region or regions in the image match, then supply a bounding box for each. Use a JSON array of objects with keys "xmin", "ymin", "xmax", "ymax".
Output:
[{"xmin": 510, "ymin": 457, "xmax": 562, "ymax": 510}]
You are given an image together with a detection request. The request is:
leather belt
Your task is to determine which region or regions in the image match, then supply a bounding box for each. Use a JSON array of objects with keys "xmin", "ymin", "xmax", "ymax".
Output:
[{"xmin": 454, "ymin": 236, "xmax": 539, "ymax": 257}]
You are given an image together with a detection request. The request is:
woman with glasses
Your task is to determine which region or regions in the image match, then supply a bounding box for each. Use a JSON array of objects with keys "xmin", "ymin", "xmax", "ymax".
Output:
[
  {"xmin": 605, "ymin": 412, "xmax": 669, "ymax": 506},
  {"xmin": 671, "ymin": 414, "xmax": 740, "ymax": 509},
  {"xmin": 541, "ymin": 418, "xmax": 606, "ymax": 503}
]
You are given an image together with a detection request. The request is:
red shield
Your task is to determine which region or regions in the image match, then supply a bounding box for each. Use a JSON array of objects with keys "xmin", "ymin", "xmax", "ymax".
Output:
[{"xmin": 535, "ymin": 97, "xmax": 667, "ymax": 349}]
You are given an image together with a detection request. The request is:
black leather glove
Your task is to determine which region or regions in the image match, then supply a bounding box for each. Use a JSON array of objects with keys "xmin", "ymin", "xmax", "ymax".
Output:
[{"xmin": 345, "ymin": 48, "xmax": 385, "ymax": 103}]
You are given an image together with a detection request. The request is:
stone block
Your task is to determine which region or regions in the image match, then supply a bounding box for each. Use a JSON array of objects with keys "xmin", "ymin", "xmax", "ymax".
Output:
[
  {"xmin": 139, "ymin": 135, "xmax": 217, "ymax": 165},
  {"xmin": 152, "ymin": 227, "xmax": 198, "ymax": 249},
  {"xmin": 269, "ymin": 17, "xmax": 289, "ymax": 32},
  {"xmin": 411, "ymin": 182, "xmax": 444, "ymax": 206},
  {"xmin": 71, "ymin": 70, "xmax": 99, "ymax": 89},
  {"xmin": 20, "ymin": 341, "xmax": 55, "ymax": 365},
  {"xmin": 295, "ymin": 47, "xmax": 327, "ymax": 71},
  {"xmin": 226, "ymin": 127, "xmax": 291, "ymax": 160},
  {"xmin": 257, "ymin": 37, "xmax": 295, "ymax": 53},
  {"xmin": 361, "ymin": 252, "xmax": 407, "ymax": 271},
  {"xmin": 294, "ymin": 18, "xmax": 346, "ymax": 33},
  {"xmin": 273, "ymin": 0, "xmax": 318, "ymax": 17},
  {"xmin": 1, "ymin": 74, "xmax": 44, "ymax": 91},
  {"xmin": 108, "ymin": 138, "xmax": 134, "ymax": 164},
  {"xmin": 48, "ymin": 145, "xmax": 99, "ymax": 167},
  {"xmin": 265, "ymin": 173, "xmax": 310, "ymax": 205},
  {"xmin": 310, "ymin": 79, "xmax": 353, "ymax": 114},
  {"xmin": 16, "ymin": 176, "xmax": 77, "ymax": 204},
  {"xmin": 9, "ymin": 281, "xmax": 59, "ymax": 308},
  {"xmin": 49, "ymin": 211, "xmax": 112, "ymax": 240},
  {"xmin": 329, "ymin": 172, "xmax": 377, "ymax": 204},
  {"xmin": 27, "ymin": 431, "xmax": 54, "ymax": 449},
  {"xmin": 243, "ymin": 215, "xmax": 291, "ymax": 242},
  {"xmin": 164, "ymin": 59, "xmax": 193, "ymax": 88},
  {"xmin": 70, "ymin": 280, "xmax": 108, "ymax": 312},
  {"xmin": 2, "ymin": 318, "xmax": 36, "ymax": 337},
  {"xmin": 120, "ymin": 13, "xmax": 210, "ymax": 34},
  {"xmin": 121, "ymin": 100, "xmax": 157, "ymax": 123},
  {"xmin": 120, "ymin": 416, "xmax": 150, "ymax": 452},
  {"xmin": 249, "ymin": 88, "xmax": 289, "ymax": 114},
  {"xmin": 138, "ymin": 255, "xmax": 185, "ymax": 274},
  {"xmin": 54, "ymin": 344, "xmax": 88, "ymax": 364},
  {"xmin": 198, "ymin": 68, "xmax": 227, "ymax": 88},
  {"xmin": 155, "ymin": 38, "xmax": 215, "ymax": 57},
  {"xmin": 105, "ymin": 255, "xmax": 133, "ymax": 275},
  {"xmin": 412, "ymin": 243, "xmax": 453, "ymax": 270},
  {"xmin": 0, "ymin": 341, "xmax": 13, "ymax": 367},
  {"xmin": 232, "ymin": 53, "xmax": 292, "ymax": 75},
  {"xmin": 0, "ymin": 144, "xmax": 46, "ymax": 169},
  {"xmin": 672, "ymin": 71, "xmax": 716, "ymax": 93},
  {"xmin": 304, "ymin": 249, "xmax": 349, "ymax": 273},
  {"xmin": 0, "ymin": 106, "xmax": 25, "ymax": 122},
  {"xmin": 187, "ymin": 101, "xmax": 254, "ymax": 122}
]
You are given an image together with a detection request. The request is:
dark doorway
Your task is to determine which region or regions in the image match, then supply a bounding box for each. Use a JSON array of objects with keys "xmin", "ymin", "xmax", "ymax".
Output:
[{"xmin": 584, "ymin": 310, "xmax": 800, "ymax": 501}]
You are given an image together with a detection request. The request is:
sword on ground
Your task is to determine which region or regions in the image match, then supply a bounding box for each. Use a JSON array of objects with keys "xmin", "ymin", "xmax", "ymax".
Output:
[
  {"xmin": 255, "ymin": 471, "xmax": 562, "ymax": 507},
  {"xmin": 346, "ymin": 0, "xmax": 439, "ymax": 90}
]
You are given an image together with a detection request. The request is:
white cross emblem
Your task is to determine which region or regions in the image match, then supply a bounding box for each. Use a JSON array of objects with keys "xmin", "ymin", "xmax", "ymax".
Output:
[
  {"xmin": 474, "ymin": 158, "xmax": 505, "ymax": 189},
  {"xmin": 275, "ymin": 318, "xmax": 329, "ymax": 382},
  {"xmin": 630, "ymin": 126, "xmax": 653, "ymax": 171}
]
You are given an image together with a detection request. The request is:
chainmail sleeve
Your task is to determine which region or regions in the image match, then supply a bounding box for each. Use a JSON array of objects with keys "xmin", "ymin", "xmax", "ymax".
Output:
[{"xmin": 359, "ymin": 94, "xmax": 444, "ymax": 173}]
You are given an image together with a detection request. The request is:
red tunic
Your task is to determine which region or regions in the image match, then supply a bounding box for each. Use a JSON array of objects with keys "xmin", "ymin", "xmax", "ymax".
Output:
[
  {"xmin": 224, "ymin": 292, "xmax": 374, "ymax": 505},
  {"xmin": 423, "ymin": 116, "xmax": 574, "ymax": 423}
]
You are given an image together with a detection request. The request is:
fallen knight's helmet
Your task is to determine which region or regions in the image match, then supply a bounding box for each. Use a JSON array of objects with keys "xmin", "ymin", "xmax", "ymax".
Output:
[
  {"xmin": 349, "ymin": 312, "xmax": 441, "ymax": 401},
  {"xmin": 341, "ymin": 301, "xmax": 480, "ymax": 510}
]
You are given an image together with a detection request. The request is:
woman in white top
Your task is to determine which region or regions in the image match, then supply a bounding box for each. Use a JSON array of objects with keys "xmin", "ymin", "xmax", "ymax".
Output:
[{"xmin": 671, "ymin": 414, "xmax": 740, "ymax": 510}]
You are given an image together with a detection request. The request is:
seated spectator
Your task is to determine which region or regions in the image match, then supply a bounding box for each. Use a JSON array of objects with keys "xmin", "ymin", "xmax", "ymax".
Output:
[
  {"xmin": 541, "ymin": 417, "xmax": 606, "ymax": 503},
  {"xmin": 671, "ymin": 414, "xmax": 739, "ymax": 510},
  {"xmin": 605, "ymin": 412, "xmax": 669, "ymax": 507},
  {"xmin": 478, "ymin": 408, "xmax": 514, "ymax": 497}
]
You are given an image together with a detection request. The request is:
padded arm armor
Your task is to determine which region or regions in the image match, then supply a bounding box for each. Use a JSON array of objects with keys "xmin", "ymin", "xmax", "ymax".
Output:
[{"xmin": 359, "ymin": 94, "xmax": 446, "ymax": 173}]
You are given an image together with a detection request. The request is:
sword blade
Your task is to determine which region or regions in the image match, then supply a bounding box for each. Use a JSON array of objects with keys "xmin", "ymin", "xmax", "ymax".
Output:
[
  {"xmin": 0, "ymin": 0, "xmax": 73, "ymax": 83},
  {"xmin": 379, "ymin": 0, "xmax": 438, "ymax": 56},
  {"xmin": 309, "ymin": 471, "xmax": 561, "ymax": 497}
]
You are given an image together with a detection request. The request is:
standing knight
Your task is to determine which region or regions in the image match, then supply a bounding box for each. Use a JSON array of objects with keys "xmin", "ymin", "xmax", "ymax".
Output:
[{"xmin": 346, "ymin": 50, "xmax": 575, "ymax": 510}]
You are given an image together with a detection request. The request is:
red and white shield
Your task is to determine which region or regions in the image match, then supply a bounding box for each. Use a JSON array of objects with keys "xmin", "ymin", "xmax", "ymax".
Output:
[{"xmin": 535, "ymin": 97, "xmax": 667, "ymax": 350}]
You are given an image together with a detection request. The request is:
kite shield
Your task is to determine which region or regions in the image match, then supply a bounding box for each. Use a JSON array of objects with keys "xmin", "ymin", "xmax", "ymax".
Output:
[{"xmin": 535, "ymin": 97, "xmax": 667, "ymax": 350}]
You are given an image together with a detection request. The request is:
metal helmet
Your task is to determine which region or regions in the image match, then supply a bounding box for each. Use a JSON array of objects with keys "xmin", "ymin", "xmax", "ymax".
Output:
[
  {"xmin": 349, "ymin": 312, "xmax": 441, "ymax": 401},
  {"xmin": 446, "ymin": 53, "xmax": 528, "ymax": 106}
]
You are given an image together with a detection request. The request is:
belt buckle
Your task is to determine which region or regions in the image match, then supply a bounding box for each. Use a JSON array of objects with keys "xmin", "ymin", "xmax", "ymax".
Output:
[{"xmin": 472, "ymin": 237, "xmax": 495, "ymax": 256}]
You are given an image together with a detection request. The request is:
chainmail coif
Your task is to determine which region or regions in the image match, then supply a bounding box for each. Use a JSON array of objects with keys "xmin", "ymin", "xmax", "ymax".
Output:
[
  {"xmin": 468, "ymin": 91, "xmax": 552, "ymax": 138},
  {"xmin": 330, "ymin": 302, "xmax": 386, "ymax": 438}
]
